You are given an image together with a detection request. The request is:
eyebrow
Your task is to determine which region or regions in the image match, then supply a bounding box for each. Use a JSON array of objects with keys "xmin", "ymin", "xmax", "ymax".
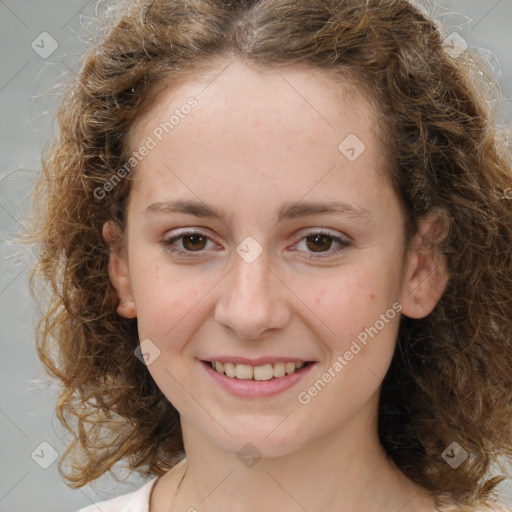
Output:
[{"xmin": 145, "ymin": 199, "xmax": 371, "ymax": 222}]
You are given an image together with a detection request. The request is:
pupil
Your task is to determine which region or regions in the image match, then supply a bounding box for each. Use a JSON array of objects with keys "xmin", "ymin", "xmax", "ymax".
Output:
[
  {"xmin": 183, "ymin": 233, "xmax": 207, "ymax": 251},
  {"xmin": 306, "ymin": 234, "xmax": 332, "ymax": 252}
]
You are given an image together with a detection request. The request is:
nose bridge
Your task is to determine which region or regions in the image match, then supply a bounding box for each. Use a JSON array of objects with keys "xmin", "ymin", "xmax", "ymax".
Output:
[
  {"xmin": 234, "ymin": 251, "xmax": 271, "ymax": 300},
  {"xmin": 214, "ymin": 247, "xmax": 290, "ymax": 338}
]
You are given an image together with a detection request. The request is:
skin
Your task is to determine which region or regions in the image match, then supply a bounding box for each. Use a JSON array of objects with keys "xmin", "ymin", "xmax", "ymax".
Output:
[{"xmin": 104, "ymin": 59, "xmax": 448, "ymax": 512}]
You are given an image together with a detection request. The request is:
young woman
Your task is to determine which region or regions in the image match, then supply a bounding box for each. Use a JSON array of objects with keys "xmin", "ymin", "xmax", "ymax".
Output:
[{"xmin": 26, "ymin": 0, "xmax": 512, "ymax": 510}]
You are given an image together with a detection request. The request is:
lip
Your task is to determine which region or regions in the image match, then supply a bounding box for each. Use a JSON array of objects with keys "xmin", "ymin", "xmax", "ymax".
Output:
[{"xmin": 199, "ymin": 359, "xmax": 317, "ymax": 398}]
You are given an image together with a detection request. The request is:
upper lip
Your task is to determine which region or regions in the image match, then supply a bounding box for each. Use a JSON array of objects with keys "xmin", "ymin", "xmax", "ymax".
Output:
[{"xmin": 201, "ymin": 356, "xmax": 315, "ymax": 366}]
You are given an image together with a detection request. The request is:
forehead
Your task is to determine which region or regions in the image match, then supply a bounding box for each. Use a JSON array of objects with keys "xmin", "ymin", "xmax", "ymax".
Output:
[
  {"xmin": 127, "ymin": 60, "xmax": 390, "ymax": 215},
  {"xmin": 130, "ymin": 60, "xmax": 378, "ymax": 151}
]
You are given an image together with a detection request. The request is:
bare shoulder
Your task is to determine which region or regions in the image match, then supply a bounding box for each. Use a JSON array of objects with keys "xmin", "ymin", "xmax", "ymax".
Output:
[{"xmin": 149, "ymin": 458, "xmax": 187, "ymax": 512}]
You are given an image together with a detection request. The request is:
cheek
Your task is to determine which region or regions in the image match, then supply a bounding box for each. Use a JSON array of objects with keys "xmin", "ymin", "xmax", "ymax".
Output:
[
  {"xmin": 130, "ymin": 256, "xmax": 208, "ymax": 341},
  {"xmin": 296, "ymin": 269, "xmax": 401, "ymax": 419},
  {"xmin": 308, "ymin": 263, "xmax": 402, "ymax": 381},
  {"xmin": 313, "ymin": 265, "xmax": 399, "ymax": 335}
]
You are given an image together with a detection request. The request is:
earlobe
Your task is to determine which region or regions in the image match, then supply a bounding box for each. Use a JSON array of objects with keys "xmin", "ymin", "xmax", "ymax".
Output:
[
  {"xmin": 399, "ymin": 210, "xmax": 450, "ymax": 319},
  {"xmin": 102, "ymin": 221, "xmax": 137, "ymax": 319}
]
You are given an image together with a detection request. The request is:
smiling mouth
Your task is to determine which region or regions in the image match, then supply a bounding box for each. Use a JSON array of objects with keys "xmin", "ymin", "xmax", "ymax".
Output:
[{"xmin": 203, "ymin": 360, "xmax": 313, "ymax": 381}]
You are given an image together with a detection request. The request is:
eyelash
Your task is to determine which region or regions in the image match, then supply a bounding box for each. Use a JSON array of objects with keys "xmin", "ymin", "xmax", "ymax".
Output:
[{"xmin": 160, "ymin": 229, "xmax": 352, "ymax": 260}]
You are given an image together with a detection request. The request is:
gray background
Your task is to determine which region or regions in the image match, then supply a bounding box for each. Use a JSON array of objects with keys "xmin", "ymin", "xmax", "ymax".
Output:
[{"xmin": 0, "ymin": 1, "xmax": 511, "ymax": 511}]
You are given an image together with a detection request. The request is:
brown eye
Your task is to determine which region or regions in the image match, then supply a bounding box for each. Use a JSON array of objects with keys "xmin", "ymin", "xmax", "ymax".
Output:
[
  {"xmin": 305, "ymin": 234, "xmax": 335, "ymax": 252},
  {"xmin": 161, "ymin": 230, "xmax": 216, "ymax": 257},
  {"xmin": 182, "ymin": 233, "xmax": 208, "ymax": 251},
  {"xmin": 293, "ymin": 230, "xmax": 351, "ymax": 259}
]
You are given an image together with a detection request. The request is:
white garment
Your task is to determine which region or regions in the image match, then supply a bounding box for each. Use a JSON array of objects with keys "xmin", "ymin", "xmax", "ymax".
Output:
[{"xmin": 77, "ymin": 478, "xmax": 158, "ymax": 512}]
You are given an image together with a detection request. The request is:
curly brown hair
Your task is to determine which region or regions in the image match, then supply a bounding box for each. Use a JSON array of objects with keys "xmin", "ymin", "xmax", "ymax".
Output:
[{"xmin": 23, "ymin": 0, "xmax": 512, "ymax": 509}]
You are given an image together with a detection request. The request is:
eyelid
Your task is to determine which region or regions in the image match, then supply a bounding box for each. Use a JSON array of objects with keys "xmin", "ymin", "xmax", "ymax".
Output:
[
  {"xmin": 161, "ymin": 227, "xmax": 352, "ymax": 259},
  {"xmin": 164, "ymin": 227, "xmax": 216, "ymax": 240},
  {"xmin": 289, "ymin": 227, "xmax": 352, "ymax": 259},
  {"xmin": 294, "ymin": 227, "xmax": 351, "ymax": 241}
]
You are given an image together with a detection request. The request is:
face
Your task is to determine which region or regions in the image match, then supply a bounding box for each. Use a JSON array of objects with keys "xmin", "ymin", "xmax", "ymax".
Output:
[{"xmin": 105, "ymin": 60, "xmax": 447, "ymax": 458}]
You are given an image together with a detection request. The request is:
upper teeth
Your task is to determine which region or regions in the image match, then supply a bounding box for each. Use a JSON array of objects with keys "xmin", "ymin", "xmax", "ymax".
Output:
[{"xmin": 211, "ymin": 361, "xmax": 306, "ymax": 380}]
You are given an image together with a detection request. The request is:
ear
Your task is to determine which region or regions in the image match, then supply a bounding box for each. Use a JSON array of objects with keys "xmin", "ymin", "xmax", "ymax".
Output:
[
  {"xmin": 399, "ymin": 209, "xmax": 449, "ymax": 319},
  {"xmin": 102, "ymin": 221, "xmax": 137, "ymax": 319}
]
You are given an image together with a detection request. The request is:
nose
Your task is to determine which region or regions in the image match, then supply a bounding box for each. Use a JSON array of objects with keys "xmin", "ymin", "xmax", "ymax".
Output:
[{"xmin": 214, "ymin": 249, "xmax": 292, "ymax": 339}]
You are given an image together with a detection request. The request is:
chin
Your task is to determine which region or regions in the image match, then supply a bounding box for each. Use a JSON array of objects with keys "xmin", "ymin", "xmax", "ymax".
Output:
[{"xmin": 210, "ymin": 427, "xmax": 306, "ymax": 461}]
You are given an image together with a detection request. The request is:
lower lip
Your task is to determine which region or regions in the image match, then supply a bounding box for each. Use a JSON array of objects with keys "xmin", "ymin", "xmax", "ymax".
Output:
[{"xmin": 199, "ymin": 360, "xmax": 316, "ymax": 398}]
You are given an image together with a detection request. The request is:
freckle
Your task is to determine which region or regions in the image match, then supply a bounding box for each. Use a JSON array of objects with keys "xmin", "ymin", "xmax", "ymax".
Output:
[{"xmin": 369, "ymin": 293, "xmax": 375, "ymax": 300}]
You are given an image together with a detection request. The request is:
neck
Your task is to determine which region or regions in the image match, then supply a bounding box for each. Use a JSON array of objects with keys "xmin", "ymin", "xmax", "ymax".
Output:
[{"xmin": 158, "ymin": 392, "xmax": 435, "ymax": 512}]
